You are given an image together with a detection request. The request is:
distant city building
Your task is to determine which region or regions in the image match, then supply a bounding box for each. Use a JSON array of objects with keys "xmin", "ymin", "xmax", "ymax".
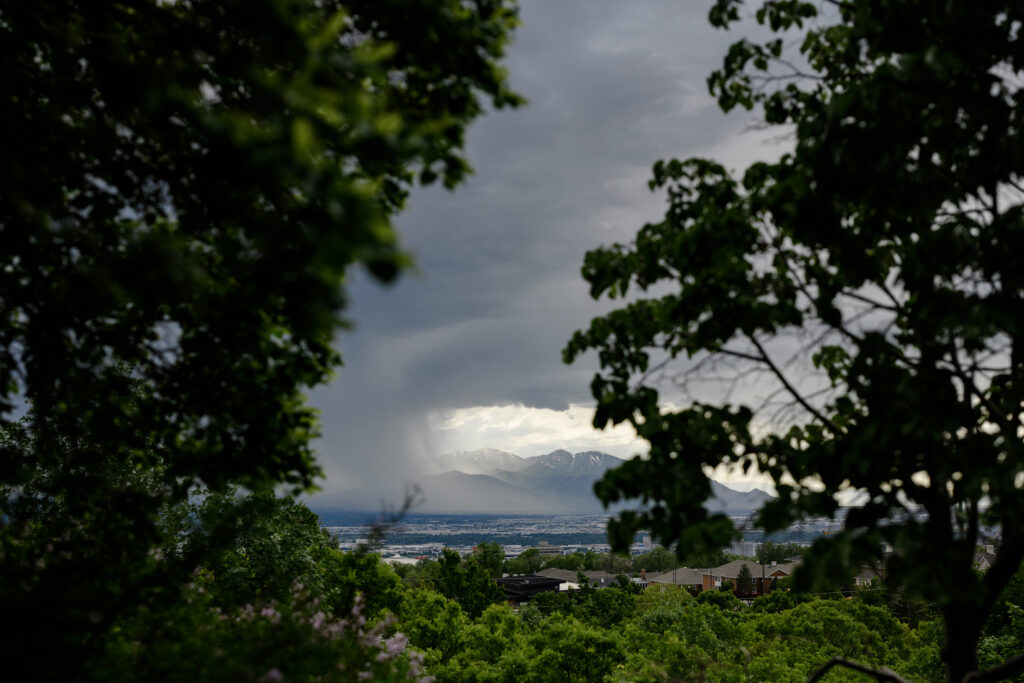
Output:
[
  {"xmin": 337, "ymin": 538, "xmax": 372, "ymax": 552},
  {"xmin": 729, "ymin": 541, "xmax": 760, "ymax": 557},
  {"xmin": 530, "ymin": 541, "xmax": 561, "ymax": 556}
]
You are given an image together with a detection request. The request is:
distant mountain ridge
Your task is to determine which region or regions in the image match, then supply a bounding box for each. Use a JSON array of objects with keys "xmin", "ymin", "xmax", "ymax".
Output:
[
  {"xmin": 433, "ymin": 447, "xmax": 621, "ymax": 477},
  {"xmin": 707, "ymin": 480, "xmax": 774, "ymax": 512},
  {"xmin": 314, "ymin": 448, "xmax": 774, "ymax": 514},
  {"xmin": 435, "ymin": 448, "xmax": 528, "ymax": 474},
  {"xmin": 438, "ymin": 448, "xmax": 775, "ymax": 513}
]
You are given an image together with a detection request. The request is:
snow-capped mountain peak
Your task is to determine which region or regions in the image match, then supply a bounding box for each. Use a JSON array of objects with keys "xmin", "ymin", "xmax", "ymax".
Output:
[
  {"xmin": 426, "ymin": 447, "xmax": 774, "ymax": 513},
  {"xmin": 522, "ymin": 449, "xmax": 624, "ymax": 476}
]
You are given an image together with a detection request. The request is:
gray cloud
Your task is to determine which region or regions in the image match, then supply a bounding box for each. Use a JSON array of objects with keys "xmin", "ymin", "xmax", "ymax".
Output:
[{"xmin": 309, "ymin": 1, "xmax": 776, "ymax": 499}]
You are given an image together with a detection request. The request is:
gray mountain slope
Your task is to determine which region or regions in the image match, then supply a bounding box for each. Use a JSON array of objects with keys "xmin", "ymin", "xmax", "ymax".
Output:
[
  {"xmin": 706, "ymin": 480, "xmax": 775, "ymax": 511},
  {"xmin": 432, "ymin": 448, "xmax": 527, "ymax": 475},
  {"xmin": 414, "ymin": 471, "xmax": 551, "ymax": 513},
  {"xmin": 314, "ymin": 449, "xmax": 775, "ymax": 514},
  {"xmin": 462, "ymin": 450, "xmax": 774, "ymax": 513}
]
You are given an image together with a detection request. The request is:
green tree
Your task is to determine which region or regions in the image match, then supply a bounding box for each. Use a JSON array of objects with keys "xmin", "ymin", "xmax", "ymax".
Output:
[
  {"xmin": 736, "ymin": 564, "xmax": 755, "ymax": 595},
  {"xmin": 404, "ymin": 558, "xmax": 443, "ymax": 586},
  {"xmin": 986, "ymin": 563, "xmax": 1024, "ymax": 638},
  {"xmin": 698, "ymin": 588, "xmax": 741, "ymax": 611},
  {"xmin": 750, "ymin": 589, "xmax": 810, "ymax": 614},
  {"xmin": 615, "ymin": 573, "xmax": 643, "ymax": 595},
  {"xmin": 171, "ymin": 491, "xmax": 395, "ymax": 615},
  {"xmin": 681, "ymin": 547, "xmax": 730, "ymax": 569},
  {"xmin": 759, "ymin": 542, "xmax": 805, "ymax": 564},
  {"xmin": 505, "ymin": 547, "xmax": 543, "ymax": 575},
  {"xmin": 1, "ymin": 0, "xmax": 519, "ymax": 675},
  {"xmin": 635, "ymin": 583, "xmax": 695, "ymax": 614},
  {"xmin": 101, "ymin": 580, "xmax": 430, "ymax": 683},
  {"xmin": 450, "ymin": 604, "xmax": 522, "ymax": 673},
  {"xmin": 543, "ymin": 552, "xmax": 585, "ymax": 572},
  {"xmin": 436, "ymin": 548, "xmax": 505, "ymax": 619},
  {"xmin": 564, "ymin": 2, "xmax": 1024, "ymax": 681},
  {"xmin": 525, "ymin": 616, "xmax": 626, "ymax": 683},
  {"xmin": 744, "ymin": 600, "xmax": 910, "ymax": 682},
  {"xmin": 590, "ymin": 551, "xmax": 634, "ymax": 574},
  {"xmin": 92, "ymin": 490, "xmax": 422, "ymax": 681},
  {"xmin": 577, "ymin": 585, "xmax": 637, "ymax": 628},
  {"xmin": 400, "ymin": 588, "xmax": 469, "ymax": 667},
  {"xmin": 473, "ymin": 541, "xmax": 506, "ymax": 579},
  {"xmin": 531, "ymin": 590, "xmax": 573, "ymax": 617},
  {"xmin": 635, "ymin": 545, "xmax": 678, "ymax": 572}
]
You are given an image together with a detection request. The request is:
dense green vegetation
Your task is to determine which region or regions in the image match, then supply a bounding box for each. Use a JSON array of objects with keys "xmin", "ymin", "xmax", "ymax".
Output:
[
  {"xmin": 96, "ymin": 491, "xmax": 1024, "ymax": 682},
  {"xmin": 400, "ymin": 549, "xmax": 1024, "ymax": 682},
  {"xmin": 97, "ymin": 491, "xmax": 420, "ymax": 681}
]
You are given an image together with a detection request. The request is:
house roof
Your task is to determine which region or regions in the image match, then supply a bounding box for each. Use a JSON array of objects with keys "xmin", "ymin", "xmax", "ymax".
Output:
[
  {"xmin": 495, "ymin": 574, "xmax": 562, "ymax": 588},
  {"xmin": 974, "ymin": 551, "xmax": 997, "ymax": 569},
  {"xmin": 647, "ymin": 568, "xmax": 704, "ymax": 586},
  {"xmin": 854, "ymin": 567, "xmax": 880, "ymax": 581},
  {"xmin": 532, "ymin": 568, "xmax": 632, "ymax": 587},
  {"xmin": 494, "ymin": 574, "xmax": 562, "ymax": 601},
  {"xmin": 537, "ymin": 568, "xmax": 580, "ymax": 583},
  {"xmin": 581, "ymin": 573, "xmax": 618, "ymax": 589},
  {"xmin": 705, "ymin": 559, "xmax": 801, "ymax": 579}
]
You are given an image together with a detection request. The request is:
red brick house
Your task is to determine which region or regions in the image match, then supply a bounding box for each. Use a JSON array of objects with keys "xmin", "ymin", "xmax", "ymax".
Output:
[{"xmin": 702, "ymin": 559, "xmax": 801, "ymax": 597}]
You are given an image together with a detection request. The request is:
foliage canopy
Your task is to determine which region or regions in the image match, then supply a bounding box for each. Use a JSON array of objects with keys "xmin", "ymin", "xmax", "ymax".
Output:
[
  {"xmin": 0, "ymin": 0, "xmax": 519, "ymax": 674},
  {"xmin": 565, "ymin": 1, "xmax": 1024, "ymax": 680},
  {"xmin": 1, "ymin": 0, "xmax": 521, "ymax": 492}
]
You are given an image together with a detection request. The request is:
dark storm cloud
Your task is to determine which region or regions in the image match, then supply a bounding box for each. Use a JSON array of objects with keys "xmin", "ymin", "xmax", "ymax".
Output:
[{"xmin": 308, "ymin": 1, "xmax": 777, "ymax": 496}]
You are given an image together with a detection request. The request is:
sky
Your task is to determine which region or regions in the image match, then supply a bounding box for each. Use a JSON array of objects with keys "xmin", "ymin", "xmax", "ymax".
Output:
[{"xmin": 309, "ymin": 1, "xmax": 790, "ymax": 500}]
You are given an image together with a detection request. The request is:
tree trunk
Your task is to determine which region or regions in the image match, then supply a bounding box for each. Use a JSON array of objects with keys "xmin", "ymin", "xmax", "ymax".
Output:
[{"xmin": 944, "ymin": 603, "xmax": 982, "ymax": 683}]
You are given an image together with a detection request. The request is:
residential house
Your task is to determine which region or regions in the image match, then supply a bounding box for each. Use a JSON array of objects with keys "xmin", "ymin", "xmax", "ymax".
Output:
[
  {"xmin": 647, "ymin": 567, "xmax": 705, "ymax": 593},
  {"xmin": 536, "ymin": 568, "xmax": 580, "ymax": 591},
  {"xmin": 494, "ymin": 574, "xmax": 562, "ymax": 606},
  {"xmin": 580, "ymin": 570, "xmax": 619, "ymax": 588},
  {"xmin": 853, "ymin": 567, "xmax": 880, "ymax": 587},
  {"xmin": 702, "ymin": 559, "xmax": 801, "ymax": 598},
  {"xmin": 974, "ymin": 545, "xmax": 998, "ymax": 571}
]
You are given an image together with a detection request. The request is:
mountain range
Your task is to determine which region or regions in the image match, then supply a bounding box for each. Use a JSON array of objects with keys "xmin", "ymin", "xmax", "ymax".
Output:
[{"xmin": 316, "ymin": 448, "xmax": 774, "ymax": 515}]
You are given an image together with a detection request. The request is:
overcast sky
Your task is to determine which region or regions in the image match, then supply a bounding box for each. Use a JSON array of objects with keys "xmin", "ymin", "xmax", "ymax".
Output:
[{"xmin": 309, "ymin": 1, "xmax": 789, "ymax": 499}]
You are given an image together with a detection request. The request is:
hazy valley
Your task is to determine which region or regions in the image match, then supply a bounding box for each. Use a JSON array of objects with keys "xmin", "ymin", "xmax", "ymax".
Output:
[{"xmin": 312, "ymin": 447, "xmax": 775, "ymax": 516}]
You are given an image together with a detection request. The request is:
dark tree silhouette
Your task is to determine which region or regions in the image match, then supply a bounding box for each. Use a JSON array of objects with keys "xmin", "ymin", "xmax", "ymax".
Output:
[{"xmin": 566, "ymin": 2, "xmax": 1024, "ymax": 681}]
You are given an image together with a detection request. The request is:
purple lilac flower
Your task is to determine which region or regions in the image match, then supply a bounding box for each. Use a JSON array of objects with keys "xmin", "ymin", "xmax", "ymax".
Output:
[
  {"xmin": 257, "ymin": 667, "xmax": 283, "ymax": 682},
  {"xmin": 384, "ymin": 633, "xmax": 408, "ymax": 657}
]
